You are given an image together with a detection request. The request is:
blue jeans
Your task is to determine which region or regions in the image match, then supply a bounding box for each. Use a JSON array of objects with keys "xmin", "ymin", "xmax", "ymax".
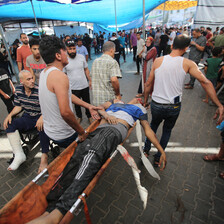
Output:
[{"xmin": 144, "ymin": 101, "xmax": 181, "ymax": 158}]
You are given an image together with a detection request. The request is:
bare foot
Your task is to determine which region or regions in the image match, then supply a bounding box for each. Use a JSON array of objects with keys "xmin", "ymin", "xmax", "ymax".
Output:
[
  {"xmin": 38, "ymin": 153, "xmax": 48, "ymax": 173},
  {"xmin": 202, "ymin": 99, "xmax": 208, "ymax": 103}
]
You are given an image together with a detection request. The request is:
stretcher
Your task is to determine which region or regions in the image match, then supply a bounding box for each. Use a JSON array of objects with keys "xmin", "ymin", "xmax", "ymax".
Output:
[{"xmin": 0, "ymin": 120, "xmax": 159, "ymax": 224}]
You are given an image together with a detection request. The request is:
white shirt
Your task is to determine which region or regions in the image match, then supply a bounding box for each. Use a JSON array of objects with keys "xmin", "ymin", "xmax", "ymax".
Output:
[
  {"xmin": 64, "ymin": 54, "xmax": 88, "ymax": 90},
  {"xmin": 137, "ymin": 38, "xmax": 145, "ymax": 56},
  {"xmin": 168, "ymin": 31, "xmax": 176, "ymax": 46}
]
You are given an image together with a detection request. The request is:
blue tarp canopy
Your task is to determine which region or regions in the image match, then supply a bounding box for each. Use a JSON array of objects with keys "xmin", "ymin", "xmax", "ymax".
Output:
[{"xmin": 0, "ymin": 0, "xmax": 166, "ymax": 26}]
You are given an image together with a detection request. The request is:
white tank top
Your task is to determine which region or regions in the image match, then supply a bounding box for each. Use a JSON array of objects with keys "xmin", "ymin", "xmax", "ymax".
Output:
[
  {"xmin": 39, "ymin": 67, "xmax": 75, "ymax": 141},
  {"xmin": 152, "ymin": 55, "xmax": 186, "ymax": 104}
]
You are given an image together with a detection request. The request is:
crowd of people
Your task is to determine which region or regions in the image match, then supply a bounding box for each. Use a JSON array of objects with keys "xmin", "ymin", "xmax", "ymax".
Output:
[{"xmin": 0, "ymin": 24, "xmax": 224, "ymax": 222}]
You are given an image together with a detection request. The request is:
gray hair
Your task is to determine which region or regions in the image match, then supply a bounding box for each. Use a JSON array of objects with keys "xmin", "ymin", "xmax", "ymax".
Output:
[
  {"xmin": 19, "ymin": 70, "xmax": 31, "ymax": 80},
  {"xmin": 102, "ymin": 41, "xmax": 115, "ymax": 53}
]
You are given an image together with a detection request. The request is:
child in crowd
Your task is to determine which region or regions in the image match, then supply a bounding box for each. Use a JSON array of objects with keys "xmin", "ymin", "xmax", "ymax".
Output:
[{"xmin": 203, "ymin": 47, "xmax": 223, "ymax": 103}]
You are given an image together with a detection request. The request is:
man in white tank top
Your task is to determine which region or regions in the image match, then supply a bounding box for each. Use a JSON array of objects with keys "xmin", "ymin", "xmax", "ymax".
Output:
[
  {"xmin": 38, "ymin": 36, "xmax": 101, "ymax": 150},
  {"xmin": 143, "ymin": 34, "xmax": 224, "ymax": 167}
]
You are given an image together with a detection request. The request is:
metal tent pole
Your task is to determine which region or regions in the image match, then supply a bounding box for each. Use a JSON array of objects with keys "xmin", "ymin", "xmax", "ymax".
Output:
[
  {"xmin": 0, "ymin": 24, "xmax": 19, "ymax": 82},
  {"xmin": 142, "ymin": 0, "xmax": 145, "ymax": 40},
  {"xmin": 114, "ymin": 0, "xmax": 118, "ymax": 34},
  {"xmin": 162, "ymin": 2, "xmax": 166, "ymax": 28},
  {"xmin": 30, "ymin": 0, "xmax": 41, "ymax": 38}
]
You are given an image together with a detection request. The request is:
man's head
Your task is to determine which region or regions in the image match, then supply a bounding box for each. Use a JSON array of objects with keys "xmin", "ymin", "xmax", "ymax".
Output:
[
  {"xmin": 39, "ymin": 35, "xmax": 68, "ymax": 66},
  {"xmin": 172, "ymin": 34, "xmax": 191, "ymax": 51},
  {"xmin": 112, "ymin": 33, "xmax": 117, "ymax": 37},
  {"xmin": 200, "ymin": 26, "xmax": 205, "ymax": 31},
  {"xmin": 192, "ymin": 28, "xmax": 201, "ymax": 38},
  {"xmin": 19, "ymin": 70, "xmax": 35, "ymax": 89},
  {"xmin": 137, "ymin": 32, "xmax": 141, "ymax": 40},
  {"xmin": 220, "ymin": 27, "xmax": 224, "ymax": 34},
  {"xmin": 134, "ymin": 28, "xmax": 137, "ymax": 33},
  {"xmin": 65, "ymin": 39, "xmax": 77, "ymax": 59},
  {"xmin": 102, "ymin": 41, "xmax": 115, "ymax": 58},
  {"xmin": 64, "ymin": 35, "xmax": 70, "ymax": 41},
  {"xmin": 77, "ymin": 39, "xmax": 83, "ymax": 47},
  {"xmin": 216, "ymin": 27, "xmax": 220, "ymax": 31},
  {"xmin": 184, "ymin": 27, "xmax": 187, "ymax": 31},
  {"xmin": 20, "ymin": 33, "xmax": 29, "ymax": 45},
  {"xmin": 29, "ymin": 38, "xmax": 41, "ymax": 60},
  {"xmin": 212, "ymin": 47, "xmax": 222, "ymax": 57},
  {"xmin": 206, "ymin": 27, "xmax": 212, "ymax": 32}
]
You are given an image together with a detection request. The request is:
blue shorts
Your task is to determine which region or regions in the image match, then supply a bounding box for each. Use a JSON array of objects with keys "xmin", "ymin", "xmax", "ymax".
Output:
[{"xmin": 6, "ymin": 113, "xmax": 50, "ymax": 153}]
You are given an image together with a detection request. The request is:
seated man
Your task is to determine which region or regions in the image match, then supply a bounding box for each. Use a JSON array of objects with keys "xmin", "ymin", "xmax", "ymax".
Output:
[
  {"xmin": 28, "ymin": 98, "xmax": 166, "ymax": 224},
  {"xmin": 3, "ymin": 70, "xmax": 49, "ymax": 171}
]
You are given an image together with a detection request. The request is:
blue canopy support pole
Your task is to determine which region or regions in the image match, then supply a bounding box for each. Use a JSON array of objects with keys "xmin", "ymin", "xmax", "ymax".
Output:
[
  {"xmin": 114, "ymin": 0, "xmax": 118, "ymax": 34},
  {"xmin": 0, "ymin": 24, "xmax": 19, "ymax": 83},
  {"xmin": 52, "ymin": 21, "xmax": 56, "ymax": 35},
  {"xmin": 30, "ymin": 0, "xmax": 41, "ymax": 38},
  {"xmin": 142, "ymin": 0, "xmax": 145, "ymax": 40}
]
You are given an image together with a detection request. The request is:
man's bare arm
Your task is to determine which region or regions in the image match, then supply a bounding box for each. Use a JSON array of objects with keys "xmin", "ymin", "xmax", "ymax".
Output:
[
  {"xmin": 111, "ymin": 76, "xmax": 121, "ymax": 99},
  {"xmin": 17, "ymin": 61, "xmax": 22, "ymax": 72},
  {"xmin": 3, "ymin": 106, "xmax": 22, "ymax": 129},
  {"xmin": 84, "ymin": 67, "xmax": 92, "ymax": 89}
]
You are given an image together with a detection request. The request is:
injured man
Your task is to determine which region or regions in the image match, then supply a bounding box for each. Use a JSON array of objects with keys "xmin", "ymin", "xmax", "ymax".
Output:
[{"xmin": 28, "ymin": 98, "xmax": 166, "ymax": 224}]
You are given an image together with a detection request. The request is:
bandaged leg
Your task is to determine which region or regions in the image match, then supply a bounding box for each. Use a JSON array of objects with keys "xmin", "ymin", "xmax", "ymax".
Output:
[{"xmin": 7, "ymin": 130, "xmax": 26, "ymax": 170}]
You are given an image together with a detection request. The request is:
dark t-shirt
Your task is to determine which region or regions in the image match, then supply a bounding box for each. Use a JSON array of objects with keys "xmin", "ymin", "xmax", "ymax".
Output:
[{"xmin": 160, "ymin": 34, "xmax": 169, "ymax": 47}]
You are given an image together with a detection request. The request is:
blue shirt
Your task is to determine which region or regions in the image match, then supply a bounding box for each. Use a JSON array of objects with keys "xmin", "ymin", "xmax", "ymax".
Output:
[
  {"xmin": 14, "ymin": 84, "xmax": 41, "ymax": 117},
  {"xmin": 76, "ymin": 45, "xmax": 88, "ymax": 58},
  {"xmin": 118, "ymin": 36, "xmax": 125, "ymax": 48}
]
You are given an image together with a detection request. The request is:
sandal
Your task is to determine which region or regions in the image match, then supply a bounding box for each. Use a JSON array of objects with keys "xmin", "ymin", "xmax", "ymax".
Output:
[
  {"xmin": 203, "ymin": 154, "xmax": 224, "ymax": 161},
  {"xmin": 219, "ymin": 172, "xmax": 224, "ymax": 180}
]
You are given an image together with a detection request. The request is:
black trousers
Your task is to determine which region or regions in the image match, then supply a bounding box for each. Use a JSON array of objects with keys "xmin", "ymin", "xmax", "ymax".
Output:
[
  {"xmin": 158, "ymin": 45, "xmax": 168, "ymax": 56},
  {"xmin": 72, "ymin": 87, "xmax": 91, "ymax": 118},
  {"xmin": 133, "ymin": 46, "xmax": 137, "ymax": 61},
  {"xmin": 120, "ymin": 48, "xmax": 126, "ymax": 61},
  {"xmin": 46, "ymin": 127, "xmax": 122, "ymax": 215},
  {"xmin": 136, "ymin": 55, "xmax": 142, "ymax": 73},
  {"xmin": 0, "ymin": 94, "xmax": 14, "ymax": 113},
  {"xmin": 114, "ymin": 53, "xmax": 120, "ymax": 66}
]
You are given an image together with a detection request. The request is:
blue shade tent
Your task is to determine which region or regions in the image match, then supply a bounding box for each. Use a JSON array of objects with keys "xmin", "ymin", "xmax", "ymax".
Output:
[{"xmin": 0, "ymin": 0, "xmax": 167, "ymax": 26}]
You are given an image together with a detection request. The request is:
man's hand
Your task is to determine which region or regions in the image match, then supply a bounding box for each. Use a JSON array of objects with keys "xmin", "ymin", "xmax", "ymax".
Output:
[
  {"xmin": 3, "ymin": 93, "xmax": 10, "ymax": 100},
  {"xmin": 107, "ymin": 115, "xmax": 118, "ymax": 124},
  {"xmin": 190, "ymin": 41, "xmax": 196, "ymax": 46},
  {"xmin": 35, "ymin": 116, "xmax": 44, "ymax": 131},
  {"xmin": 213, "ymin": 105, "xmax": 224, "ymax": 125},
  {"xmin": 89, "ymin": 80, "xmax": 92, "ymax": 89},
  {"xmin": 3, "ymin": 114, "xmax": 12, "ymax": 129},
  {"xmin": 89, "ymin": 105, "xmax": 101, "ymax": 120},
  {"xmin": 78, "ymin": 132, "xmax": 88, "ymax": 142},
  {"xmin": 158, "ymin": 152, "xmax": 167, "ymax": 170}
]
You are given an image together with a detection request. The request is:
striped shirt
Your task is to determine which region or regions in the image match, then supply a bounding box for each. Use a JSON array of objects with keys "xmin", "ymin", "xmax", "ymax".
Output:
[
  {"xmin": 91, "ymin": 54, "xmax": 122, "ymax": 106},
  {"xmin": 14, "ymin": 84, "xmax": 41, "ymax": 117}
]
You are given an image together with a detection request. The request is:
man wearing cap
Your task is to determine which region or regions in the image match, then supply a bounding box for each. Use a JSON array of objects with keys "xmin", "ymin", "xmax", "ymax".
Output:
[{"xmin": 64, "ymin": 39, "xmax": 92, "ymax": 124}]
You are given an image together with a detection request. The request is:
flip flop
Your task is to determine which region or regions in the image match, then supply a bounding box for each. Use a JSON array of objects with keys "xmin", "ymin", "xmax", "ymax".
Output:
[
  {"xmin": 219, "ymin": 172, "xmax": 224, "ymax": 180},
  {"xmin": 203, "ymin": 154, "xmax": 224, "ymax": 161}
]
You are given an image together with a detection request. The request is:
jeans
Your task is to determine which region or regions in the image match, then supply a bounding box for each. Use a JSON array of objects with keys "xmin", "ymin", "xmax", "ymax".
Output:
[
  {"xmin": 144, "ymin": 101, "xmax": 181, "ymax": 158},
  {"xmin": 136, "ymin": 55, "xmax": 142, "ymax": 73}
]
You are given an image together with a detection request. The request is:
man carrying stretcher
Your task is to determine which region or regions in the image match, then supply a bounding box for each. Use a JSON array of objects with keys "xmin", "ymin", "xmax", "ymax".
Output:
[{"xmin": 28, "ymin": 98, "xmax": 166, "ymax": 224}]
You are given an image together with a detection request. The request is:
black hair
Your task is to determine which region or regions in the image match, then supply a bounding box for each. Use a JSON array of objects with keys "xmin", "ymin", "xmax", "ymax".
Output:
[
  {"xmin": 29, "ymin": 38, "xmax": 40, "ymax": 48},
  {"xmin": 77, "ymin": 38, "xmax": 82, "ymax": 42},
  {"xmin": 137, "ymin": 32, "xmax": 141, "ymax": 35},
  {"xmin": 39, "ymin": 35, "xmax": 66, "ymax": 65},
  {"xmin": 173, "ymin": 35, "xmax": 191, "ymax": 50},
  {"xmin": 206, "ymin": 27, "xmax": 212, "ymax": 31},
  {"xmin": 20, "ymin": 33, "xmax": 26, "ymax": 38},
  {"xmin": 212, "ymin": 47, "xmax": 222, "ymax": 57},
  {"xmin": 193, "ymin": 28, "xmax": 201, "ymax": 33}
]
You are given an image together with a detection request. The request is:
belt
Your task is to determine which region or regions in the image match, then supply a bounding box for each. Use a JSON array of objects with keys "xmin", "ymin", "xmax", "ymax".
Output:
[{"xmin": 152, "ymin": 100, "xmax": 181, "ymax": 107}]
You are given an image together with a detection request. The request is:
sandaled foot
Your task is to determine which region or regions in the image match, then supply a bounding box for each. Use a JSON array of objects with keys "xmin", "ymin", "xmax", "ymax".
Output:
[
  {"xmin": 203, "ymin": 154, "xmax": 224, "ymax": 161},
  {"xmin": 219, "ymin": 172, "xmax": 224, "ymax": 179},
  {"xmin": 38, "ymin": 153, "xmax": 48, "ymax": 173},
  {"xmin": 136, "ymin": 93, "xmax": 143, "ymax": 97}
]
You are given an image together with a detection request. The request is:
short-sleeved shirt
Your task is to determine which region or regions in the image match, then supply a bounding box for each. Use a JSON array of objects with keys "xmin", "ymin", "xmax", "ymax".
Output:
[
  {"xmin": 91, "ymin": 54, "xmax": 122, "ymax": 106},
  {"xmin": 16, "ymin": 45, "xmax": 32, "ymax": 71},
  {"xmin": 168, "ymin": 31, "xmax": 176, "ymax": 46},
  {"xmin": 131, "ymin": 33, "xmax": 137, "ymax": 47},
  {"xmin": 137, "ymin": 38, "xmax": 145, "ymax": 56},
  {"xmin": 118, "ymin": 36, "xmax": 125, "ymax": 48},
  {"xmin": 14, "ymin": 84, "xmax": 41, "ymax": 117},
  {"xmin": 26, "ymin": 55, "xmax": 46, "ymax": 84},
  {"xmin": 189, "ymin": 35, "xmax": 206, "ymax": 64},
  {"xmin": 211, "ymin": 34, "xmax": 224, "ymax": 47},
  {"xmin": 64, "ymin": 54, "xmax": 88, "ymax": 90},
  {"xmin": 204, "ymin": 57, "xmax": 223, "ymax": 79},
  {"xmin": 76, "ymin": 45, "xmax": 88, "ymax": 58},
  {"xmin": 154, "ymin": 32, "xmax": 161, "ymax": 46}
]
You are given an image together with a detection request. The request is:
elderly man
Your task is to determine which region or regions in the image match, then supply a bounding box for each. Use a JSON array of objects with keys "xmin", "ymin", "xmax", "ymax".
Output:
[
  {"xmin": 91, "ymin": 41, "xmax": 122, "ymax": 106},
  {"xmin": 27, "ymin": 97, "xmax": 167, "ymax": 224},
  {"xmin": 3, "ymin": 70, "xmax": 49, "ymax": 171}
]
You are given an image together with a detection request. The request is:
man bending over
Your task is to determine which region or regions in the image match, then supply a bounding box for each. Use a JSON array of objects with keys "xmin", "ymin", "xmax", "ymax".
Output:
[{"xmin": 28, "ymin": 98, "xmax": 166, "ymax": 224}]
